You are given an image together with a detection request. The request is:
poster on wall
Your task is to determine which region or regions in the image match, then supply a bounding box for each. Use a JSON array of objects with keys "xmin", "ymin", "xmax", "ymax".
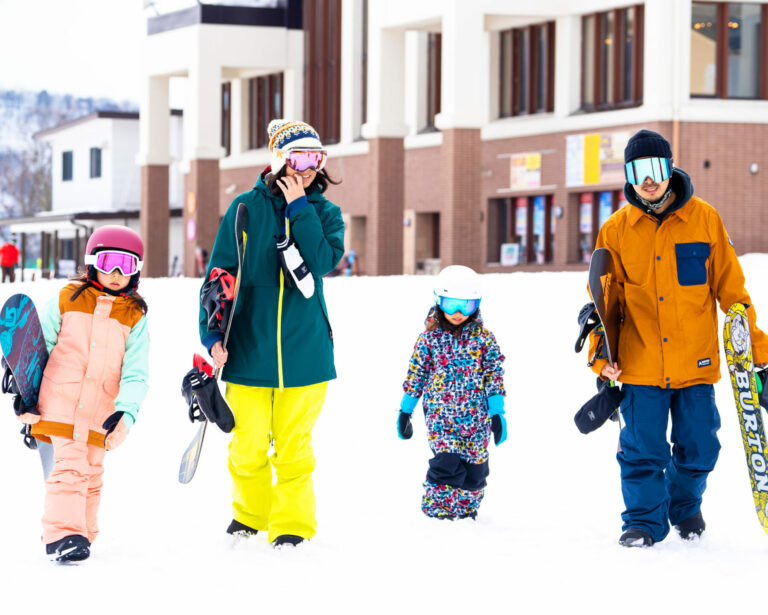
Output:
[
  {"xmin": 533, "ymin": 196, "xmax": 545, "ymax": 236},
  {"xmin": 515, "ymin": 197, "xmax": 528, "ymax": 236},
  {"xmin": 566, "ymin": 131, "xmax": 630, "ymax": 187},
  {"xmin": 598, "ymin": 191, "xmax": 614, "ymax": 227},
  {"xmin": 510, "ymin": 153, "xmax": 542, "ymax": 190},
  {"xmin": 579, "ymin": 194, "xmax": 593, "ymax": 233},
  {"xmin": 500, "ymin": 243, "xmax": 521, "ymax": 266}
]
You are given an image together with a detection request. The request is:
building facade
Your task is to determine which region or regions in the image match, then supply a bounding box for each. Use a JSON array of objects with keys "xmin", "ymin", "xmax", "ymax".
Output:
[{"xmin": 140, "ymin": 0, "xmax": 768, "ymax": 277}]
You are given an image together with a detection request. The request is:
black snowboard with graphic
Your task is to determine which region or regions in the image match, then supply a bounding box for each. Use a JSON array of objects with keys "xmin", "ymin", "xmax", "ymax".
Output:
[
  {"xmin": 588, "ymin": 247, "xmax": 620, "ymax": 366},
  {"xmin": 0, "ymin": 293, "xmax": 54, "ymax": 477}
]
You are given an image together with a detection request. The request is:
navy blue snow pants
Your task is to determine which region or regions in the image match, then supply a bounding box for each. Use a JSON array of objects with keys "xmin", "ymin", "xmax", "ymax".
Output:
[{"xmin": 618, "ymin": 383, "xmax": 721, "ymax": 543}]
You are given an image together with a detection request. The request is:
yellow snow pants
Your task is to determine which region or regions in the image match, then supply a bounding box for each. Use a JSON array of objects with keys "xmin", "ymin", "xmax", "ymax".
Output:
[{"xmin": 225, "ymin": 381, "xmax": 327, "ymax": 542}]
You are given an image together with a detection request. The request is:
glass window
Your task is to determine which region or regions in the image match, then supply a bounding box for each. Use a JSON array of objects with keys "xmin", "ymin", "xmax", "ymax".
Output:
[
  {"xmin": 691, "ymin": 3, "xmax": 718, "ymax": 95},
  {"xmin": 62, "ymin": 151, "xmax": 73, "ymax": 182},
  {"xmin": 583, "ymin": 15, "xmax": 596, "ymax": 106},
  {"xmin": 500, "ymin": 22, "xmax": 554, "ymax": 118},
  {"xmin": 425, "ymin": 32, "xmax": 442, "ymax": 131},
  {"xmin": 248, "ymin": 73, "xmax": 284, "ymax": 149},
  {"xmin": 89, "ymin": 147, "xmax": 101, "ymax": 179},
  {"xmin": 582, "ymin": 6, "xmax": 643, "ymax": 110},
  {"xmin": 728, "ymin": 3, "xmax": 762, "ymax": 98},
  {"xmin": 601, "ymin": 11, "xmax": 615, "ymax": 104},
  {"xmin": 221, "ymin": 82, "xmax": 231, "ymax": 157}
]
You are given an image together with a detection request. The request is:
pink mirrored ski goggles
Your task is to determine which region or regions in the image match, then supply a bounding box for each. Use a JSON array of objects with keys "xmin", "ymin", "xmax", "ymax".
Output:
[
  {"xmin": 285, "ymin": 150, "xmax": 327, "ymax": 172},
  {"xmin": 85, "ymin": 250, "xmax": 143, "ymax": 276}
]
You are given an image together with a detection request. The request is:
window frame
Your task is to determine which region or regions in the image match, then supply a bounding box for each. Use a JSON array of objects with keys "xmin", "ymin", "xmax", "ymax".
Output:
[
  {"xmin": 581, "ymin": 5, "xmax": 644, "ymax": 112},
  {"xmin": 499, "ymin": 21, "xmax": 556, "ymax": 118},
  {"xmin": 690, "ymin": 1, "xmax": 768, "ymax": 100}
]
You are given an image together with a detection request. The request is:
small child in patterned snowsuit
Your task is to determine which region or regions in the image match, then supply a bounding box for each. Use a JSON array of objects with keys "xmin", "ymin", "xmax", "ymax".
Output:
[{"xmin": 397, "ymin": 266, "xmax": 506, "ymax": 519}]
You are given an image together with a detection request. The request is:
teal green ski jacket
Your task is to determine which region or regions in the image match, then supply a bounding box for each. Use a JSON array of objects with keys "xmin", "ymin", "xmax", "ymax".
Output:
[{"xmin": 199, "ymin": 173, "xmax": 344, "ymax": 388}]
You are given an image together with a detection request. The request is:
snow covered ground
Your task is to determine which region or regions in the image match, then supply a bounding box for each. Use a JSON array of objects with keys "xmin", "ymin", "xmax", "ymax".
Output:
[{"xmin": 3, "ymin": 256, "xmax": 768, "ymax": 614}]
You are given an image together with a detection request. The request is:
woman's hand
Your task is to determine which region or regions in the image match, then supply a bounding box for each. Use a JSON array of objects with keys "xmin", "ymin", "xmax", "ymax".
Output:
[
  {"xmin": 277, "ymin": 174, "xmax": 306, "ymax": 204},
  {"xmin": 211, "ymin": 342, "xmax": 228, "ymax": 369}
]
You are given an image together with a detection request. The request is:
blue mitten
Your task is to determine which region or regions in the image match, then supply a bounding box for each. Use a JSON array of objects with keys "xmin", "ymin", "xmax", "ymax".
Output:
[
  {"xmin": 397, "ymin": 394, "xmax": 418, "ymax": 440},
  {"xmin": 488, "ymin": 395, "xmax": 507, "ymax": 446}
]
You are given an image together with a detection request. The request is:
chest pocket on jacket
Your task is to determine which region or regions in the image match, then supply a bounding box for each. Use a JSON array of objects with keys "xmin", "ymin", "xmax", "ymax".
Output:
[{"xmin": 675, "ymin": 242, "xmax": 710, "ymax": 286}]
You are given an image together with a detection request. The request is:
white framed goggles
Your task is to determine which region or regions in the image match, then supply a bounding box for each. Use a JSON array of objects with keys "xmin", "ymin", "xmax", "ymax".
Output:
[
  {"xmin": 624, "ymin": 157, "xmax": 672, "ymax": 185},
  {"xmin": 85, "ymin": 250, "xmax": 143, "ymax": 276}
]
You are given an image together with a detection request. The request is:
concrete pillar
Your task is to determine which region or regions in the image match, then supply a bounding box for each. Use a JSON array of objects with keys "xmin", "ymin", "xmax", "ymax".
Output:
[
  {"xmin": 138, "ymin": 75, "xmax": 171, "ymax": 277},
  {"xmin": 361, "ymin": 24, "xmax": 408, "ymax": 275},
  {"xmin": 434, "ymin": 1, "xmax": 484, "ymax": 270},
  {"xmin": 183, "ymin": 54, "xmax": 224, "ymax": 277}
]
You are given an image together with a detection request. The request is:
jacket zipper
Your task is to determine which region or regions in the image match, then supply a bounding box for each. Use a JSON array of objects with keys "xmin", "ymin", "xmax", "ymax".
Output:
[{"xmin": 276, "ymin": 215, "xmax": 288, "ymax": 390}]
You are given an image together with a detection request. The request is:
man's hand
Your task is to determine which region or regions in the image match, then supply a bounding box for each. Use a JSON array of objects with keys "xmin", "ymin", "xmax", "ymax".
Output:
[
  {"xmin": 601, "ymin": 362, "xmax": 622, "ymax": 381},
  {"xmin": 211, "ymin": 342, "xmax": 228, "ymax": 369}
]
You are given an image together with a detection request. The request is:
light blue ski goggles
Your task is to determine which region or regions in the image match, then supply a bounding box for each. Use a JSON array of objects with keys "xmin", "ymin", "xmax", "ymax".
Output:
[
  {"xmin": 624, "ymin": 156, "xmax": 672, "ymax": 185},
  {"xmin": 437, "ymin": 296, "xmax": 481, "ymax": 316}
]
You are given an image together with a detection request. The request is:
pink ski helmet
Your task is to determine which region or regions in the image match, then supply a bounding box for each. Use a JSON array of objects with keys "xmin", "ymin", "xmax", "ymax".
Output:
[
  {"xmin": 84, "ymin": 225, "xmax": 144, "ymax": 292},
  {"xmin": 86, "ymin": 225, "xmax": 144, "ymax": 259}
]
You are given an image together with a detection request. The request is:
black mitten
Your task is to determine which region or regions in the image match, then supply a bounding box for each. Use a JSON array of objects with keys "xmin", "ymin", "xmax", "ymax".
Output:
[
  {"xmin": 397, "ymin": 411, "xmax": 413, "ymax": 439},
  {"xmin": 574, "ymin": 378, "xmax": 623, "ymax": 434},
  {"xmin": 13, "ymin": 395, "xmax": 40, "ymax": 417},
  {"xmin": 181, "ymin": 367, "xmax": 235, "ymax": 433}
]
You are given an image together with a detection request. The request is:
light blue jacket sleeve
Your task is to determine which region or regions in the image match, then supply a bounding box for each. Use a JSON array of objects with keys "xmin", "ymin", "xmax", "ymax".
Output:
[
  {"xmin": 114, "ymin": 315, "xmax": 149, "ymax": 424},
  {"xmin": 39, "ymin": 295, "xmax": 62, "ymax": 354}
]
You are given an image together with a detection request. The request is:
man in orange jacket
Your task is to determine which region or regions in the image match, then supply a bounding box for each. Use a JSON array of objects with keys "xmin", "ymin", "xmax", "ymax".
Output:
[
  {"xmin": 0, "ymin": 238, "xmax": 19, "ymax": 283},
  {"xmin": 588, "ymin": 129, "xmax": 768, "ymax": 547}
]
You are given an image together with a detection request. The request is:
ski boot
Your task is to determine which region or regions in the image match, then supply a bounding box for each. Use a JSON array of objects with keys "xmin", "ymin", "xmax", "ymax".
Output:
[
  {"xmin": 618, "ymin": 527, "xmax": 654, "ymax": 548},
  {"xmin": 46, "ymin": 535, "xmax": 90, "ymax": 563},
  {"xmin": 675, "ymin": 511, "xmax": 705, "ymax": 540}
]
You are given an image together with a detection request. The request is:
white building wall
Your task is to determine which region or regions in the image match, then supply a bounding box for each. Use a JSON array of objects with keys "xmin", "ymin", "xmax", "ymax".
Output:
[
  {"xmin": 110, "ymin": 119, "xmax": 142, "ymax": 210},
  {"xmin": 46, "ymin": 120, "xmax": 113, "ymax": 214}
]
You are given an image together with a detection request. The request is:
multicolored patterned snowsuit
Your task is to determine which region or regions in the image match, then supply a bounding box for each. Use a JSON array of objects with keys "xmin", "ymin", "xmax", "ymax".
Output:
[{"xmin": 402, "ymin": 310, "xmax": 505, "ymax": 519}]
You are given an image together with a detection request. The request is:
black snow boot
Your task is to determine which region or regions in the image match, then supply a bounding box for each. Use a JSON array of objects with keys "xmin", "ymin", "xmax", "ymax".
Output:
[
  {"xmin": 675, "ymin": 511, "xmax": 705, "ymax": 540},
  {"xmin": 46, "ymin": 534, "xmax": 90, "ymax": 563},
  {"xmin": 226, "ymin": 519, "xmax": 258, "ymax": 538},
  {"xmin": 618, "ymin": 527, "xmax": 654, "ymax": 548},
  {"xmin": 272, "ymin": 534, "xmax": 304, "ymax": 548}
]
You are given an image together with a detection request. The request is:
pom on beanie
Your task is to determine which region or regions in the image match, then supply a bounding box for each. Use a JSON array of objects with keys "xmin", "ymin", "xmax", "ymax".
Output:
[
  {"xmin": 624, "ymin": 129, "xmax": 673, "ymax": 164},
  {"xmin": 268, "ymin": 119, "xmax": 324, "ymax": 173}
]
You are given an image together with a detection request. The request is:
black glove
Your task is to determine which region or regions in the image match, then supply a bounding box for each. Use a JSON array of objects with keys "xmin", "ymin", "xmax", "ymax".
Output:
[
  {"xmin": 12, "ymin": 393, "xmax": 39, "ymax": 416},
  {"xmin": 200, "ymin": 268, "xmax": 236, "ymax": 334},
  {"xmin": 491, "ymin": 414, "xmax": 507, "ymax": 445},
  {"xmin": 181, "ymin": 366, "xmax": 235, "ymax": 433},
  {"xmin": 574, "ymin": 378, "xmax": 623, "ymax": 434},
  {"xmin": 397, "ymin": 411, "xmax": 413, "ymax": 439},
  {"xmin": 102, "ymin": 411, "xmax": 124, "ymax": 435}
]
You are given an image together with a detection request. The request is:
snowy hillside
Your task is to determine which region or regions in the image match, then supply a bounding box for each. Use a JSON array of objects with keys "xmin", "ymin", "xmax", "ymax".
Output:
[{"xmin": 3, "ymin": 257, "xmax": 768, "ymax": 613}]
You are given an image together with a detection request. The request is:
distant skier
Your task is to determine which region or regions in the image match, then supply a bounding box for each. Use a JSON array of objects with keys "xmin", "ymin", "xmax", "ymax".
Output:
[
  {"xmin": 0, "ymin": 237, "xmax": 20, "ymax": 282},
  {"xmin": 201, "ymin": 119, "xmax": 344, "ymax": 548},
  {"xmin": 10, "ymin": 225, "xmax": 149, "ymax": 562},
  {"xmin": 398, "ymin": 265, "xmax": 507, "ymax": 520},
  {"xmin": 586, "ymin": 129, "xmax": 768, "ymax": 547}
]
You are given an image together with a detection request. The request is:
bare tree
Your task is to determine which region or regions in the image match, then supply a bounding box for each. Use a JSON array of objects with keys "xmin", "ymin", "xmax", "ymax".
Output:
[{"xmin": 0, "ymin": 103, "xmax": 76, "ymax": 219}]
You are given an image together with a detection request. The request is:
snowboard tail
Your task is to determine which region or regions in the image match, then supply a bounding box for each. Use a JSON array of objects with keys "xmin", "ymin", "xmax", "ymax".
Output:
[
  {"xmin": 588, "ymin": 248, "xmax": 620, "ymax": 366},
  {"xmin": 723, "ymin": 302, "xmax": 768, "ymax": 535}
]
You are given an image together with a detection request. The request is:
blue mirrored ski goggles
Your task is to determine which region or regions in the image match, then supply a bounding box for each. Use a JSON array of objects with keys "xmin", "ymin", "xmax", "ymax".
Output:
[
  {"xmin": 437, "ymin": 296, "xmax": 480, "ymax": 316},
  {"xmin": 624, "ymin": 157, "xmax": 672, "ymax": 185}
]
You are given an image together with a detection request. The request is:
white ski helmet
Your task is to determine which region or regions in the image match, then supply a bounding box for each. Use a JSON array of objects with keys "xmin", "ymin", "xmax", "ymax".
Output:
[{"xmin": 433, "ymin": 265, "xmax": 482, "ymax": 301}]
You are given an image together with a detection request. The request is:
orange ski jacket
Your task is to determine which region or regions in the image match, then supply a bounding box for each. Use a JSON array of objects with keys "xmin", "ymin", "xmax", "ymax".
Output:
[{"xmin": 588, "ymin": 174, "xmax": 768, "ymax": 388}]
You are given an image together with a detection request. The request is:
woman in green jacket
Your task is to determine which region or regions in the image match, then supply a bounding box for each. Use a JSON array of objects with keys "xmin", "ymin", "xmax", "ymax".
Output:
[{"xmin": 199, "ymin": 119, "xmax": 344, "ymax": 548}]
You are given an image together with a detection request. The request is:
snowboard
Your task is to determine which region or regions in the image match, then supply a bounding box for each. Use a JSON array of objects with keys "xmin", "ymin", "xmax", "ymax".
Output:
[
  {"xmin": 588, "ymin": 248, "xmax": 620, "ymax": 366},
  {"xmin": 0, "ymin": 293, "xmax": 54, "ymax": 478},
  {"xmin": 179, "ymin": 202, "xmax": 249, "ymax": 484},
  {"xmin": 723, "ymin": 302, "xmax": 768, "ymax": 535}
]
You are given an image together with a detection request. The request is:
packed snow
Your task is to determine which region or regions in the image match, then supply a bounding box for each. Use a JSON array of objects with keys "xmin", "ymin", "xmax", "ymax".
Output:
[{"xmin": 3, "ymin": 256, "xmax": 768, "ymax": 613}]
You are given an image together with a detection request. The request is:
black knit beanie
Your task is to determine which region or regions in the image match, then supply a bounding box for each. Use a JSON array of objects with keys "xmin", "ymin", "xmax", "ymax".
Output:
[{"xmin": 624, "ymin": 129, "xmax": 672, "ymax": 163}]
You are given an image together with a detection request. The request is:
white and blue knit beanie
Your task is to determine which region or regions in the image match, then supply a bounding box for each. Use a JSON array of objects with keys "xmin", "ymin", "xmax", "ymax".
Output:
[{"xmin": 268, "ymin": 119, "xmax": 324, "ymax": 173}]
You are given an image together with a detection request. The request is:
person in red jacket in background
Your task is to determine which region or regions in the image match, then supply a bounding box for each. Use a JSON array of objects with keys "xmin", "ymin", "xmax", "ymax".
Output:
[{"xmin": 0, "ymin": 238, "xmax": 20, "ymax": 283}]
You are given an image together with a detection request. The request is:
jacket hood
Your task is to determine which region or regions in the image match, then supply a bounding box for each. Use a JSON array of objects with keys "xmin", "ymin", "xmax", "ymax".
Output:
[{"xmin": 624, "ymin": 167, "xmax": 694, "ymax": 217}]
